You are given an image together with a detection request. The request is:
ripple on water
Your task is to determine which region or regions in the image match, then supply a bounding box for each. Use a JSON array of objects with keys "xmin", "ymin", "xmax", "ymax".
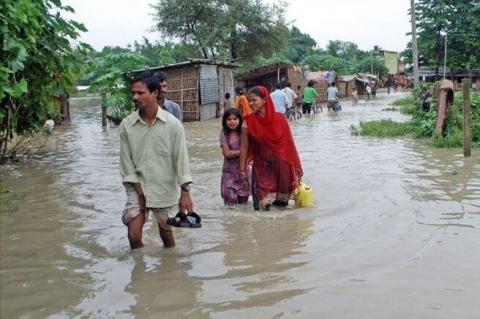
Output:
[{"xmin": 1, "ymin": 94, "xmax": 480, "ymax": 318}]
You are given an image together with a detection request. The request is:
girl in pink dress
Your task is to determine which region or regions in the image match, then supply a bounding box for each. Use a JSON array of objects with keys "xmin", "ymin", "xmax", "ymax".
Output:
[{"xmin": 220, "ymin": 108, "xmax": 250, "ymax": 205}]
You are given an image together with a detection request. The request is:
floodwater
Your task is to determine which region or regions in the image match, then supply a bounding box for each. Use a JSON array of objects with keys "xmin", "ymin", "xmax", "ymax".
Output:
[{"xmin": 1, "ymin": 93, "xmax": 479, "ymax": 319}]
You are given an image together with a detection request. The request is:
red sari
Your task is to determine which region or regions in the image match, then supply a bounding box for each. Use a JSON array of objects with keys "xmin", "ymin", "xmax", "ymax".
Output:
[{"xmin": 244, "ymin": 86, "xmax": 303, "ymax": 204}]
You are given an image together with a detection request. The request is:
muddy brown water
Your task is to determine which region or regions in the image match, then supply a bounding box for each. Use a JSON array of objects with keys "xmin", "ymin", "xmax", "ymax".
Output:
[{"xmin": 1, "ymin": 93, "xmax": 479, "ymax": 319}]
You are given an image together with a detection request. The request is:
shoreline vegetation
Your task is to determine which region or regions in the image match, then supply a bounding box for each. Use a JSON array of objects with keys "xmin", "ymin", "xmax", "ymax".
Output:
[{"xmin": 351, "ymin": 84, "xmax": 480, "ymax": 148}]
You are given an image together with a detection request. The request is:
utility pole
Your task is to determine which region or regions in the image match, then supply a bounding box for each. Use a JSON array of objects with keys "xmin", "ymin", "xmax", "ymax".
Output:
[
  {"xmin": 370, "ymin": 50, "xmax": 373, "ymax": 74},
  {"xmin": 462, "ymin": 79, "xmax": 471, "ymax": 157},
  {"xmin": 410, "ymin": 0, "xmax": 420, "ymax": 88},
  {"xmin": 443, "ymin": 31, "xmax": 448, "ymax": 79}
]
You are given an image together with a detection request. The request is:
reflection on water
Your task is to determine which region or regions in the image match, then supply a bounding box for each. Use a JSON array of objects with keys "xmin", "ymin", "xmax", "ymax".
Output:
[{"xmin": 1, "ymin": 93, "xmax": 479, "ymax": 318}]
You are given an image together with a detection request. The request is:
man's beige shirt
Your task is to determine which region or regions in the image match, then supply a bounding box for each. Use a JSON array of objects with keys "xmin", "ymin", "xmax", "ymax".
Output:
[{"xmin": 120, "ymin": 106, "xmax": 192, "ymax": 208}]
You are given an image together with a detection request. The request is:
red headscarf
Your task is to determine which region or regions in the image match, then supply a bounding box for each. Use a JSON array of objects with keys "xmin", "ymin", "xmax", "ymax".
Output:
[{"xmin": 244, "ymin": 86, "xmax": 303, "ymax": 188}]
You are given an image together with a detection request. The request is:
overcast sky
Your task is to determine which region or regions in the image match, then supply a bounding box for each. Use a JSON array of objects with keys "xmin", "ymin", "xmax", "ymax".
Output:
[{"xmin": 63, "ymin": 0, "xmax": 411, "ymax": 52}]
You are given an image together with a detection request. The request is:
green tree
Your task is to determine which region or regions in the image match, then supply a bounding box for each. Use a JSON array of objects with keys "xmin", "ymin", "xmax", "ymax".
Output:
[
  {"xmin": 1, "ymin": 0, "xmax": 87, "ymax": 161},
  {"xmin": 87, "ymin": 51, "xmax": 148, "ymax": 119},
  {"xmin": 132, "ymin": 38, "xmax": 176, "ymax": 67},
  {"xmin": 326, "ymin": 40, "xmax": 367, "ymax": 62},
  {"xmin": 152, "ymin": 0, "xmax": 289, "ymax": 62},
  {"xmin": 414, "ymin": 0, "xmax": 480, "ymax": 78},
  {"xmin": 285, "ymin": 26, "xmax": 317, "ymax": 63},
  {"xmin": 302, "ymin": 53, "xmax": 356, "ymax": 75},
  {"xmin": 355, "ymin": 57, "xmax": 389, "ymax": 77}
]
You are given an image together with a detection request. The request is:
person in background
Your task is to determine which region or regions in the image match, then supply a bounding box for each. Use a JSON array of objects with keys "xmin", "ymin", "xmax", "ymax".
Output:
[
  {"xmin": 422, "ymin": 91, "xmax": 432, "ymax": 112},
  {"xmin": 371, "ymin": 82, "xmax": 377, "ymax": 98},
  {"xmin": 219, "ymin": 92, "xmax": 231, "ymax": 118},
  {"xmin": 327, "ymin": 82, "xmax": 341, "ymax": 112},
  {"xmin": 352, "ymin": 89, "xmax": 359, "ymax": 106},
  {"xmin": 283, "ymin": 81, "xmax": 298, "ymax": 110},
  {"xmin": 219, "ymin": 108, "xmax": 250, "ymax": 205},
  {"xmin": 153, "ymin": 71, "xmax": 183, "ymax": 122},
  {"xmin": 386, "ymin": 75, "xmax": 393, "ymax": 94},
  {"xmin": 240, "ymin": 86, "xmax": 303, "ymax": 210},
  {"xmin": 295, "ymin": 85, "xmax": 303, "ymax": 114},
  {"xmin": 270, "ymin": 82, "xmax": 290, "ymax": 114},
  {"xmin": 43, "ymin": 115, "xmax": 55, "ymax": 131},
  {"xmin": 302, "ymin": 80, "xmax": 318, "ymax": 114},
  {"xmin": 366, "ymin": 83, "xmax": 372, "ymax": 100},
  {"xmin": 119, "ymin": 71, "xmax": 193, "ymax": 249},
  {"xmin": 235, "ymin": 86, "xmax": 251, "ymax": 117}
]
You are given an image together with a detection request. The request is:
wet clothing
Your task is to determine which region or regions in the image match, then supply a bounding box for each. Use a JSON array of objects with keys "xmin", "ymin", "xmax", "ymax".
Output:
[
  {"xmin": 302, "ymin": 102, "xmax": 312, "ymax": 114},
  {"xmin": 244, "ymin": 86, "xmax": 303, "ymax": 207},
  {"xmin": 219, "ymin": 131, "xmax": 250, "ymax": 205},
  {"xmin": 164, "ymin": 99, "xmax": 183, "ymax": 122},
  {"xmin": 121, "ymin": 183, "xmax": 173, "ymax": 230},
  {"xmin": 120, "ymin": 106, "xmax": 192, "ymax": 208},
  {"xmin": 159, "ymin": 96, "xmax": 183, "ymax": 122},
  {"xmin": 249, "ymin": 137, "xmax": 296, "ymax": 204},
  {"xmin": 327, "ymin": 86, "xmax": 338, "ymax": 101},
  {"xmin": 283, "ymin": 87, "xmax": 298, "ymax": 106},
  {"xmin": 302, "ymin": 87, "xmax": 318, "ymax": 104},
  {"xmin": 270, "ymin": 89, "xmax": 290, "ymax": 114},
  {"xmin": 235, "ymin": 95, "xmax": 251, "ymax": 117}
]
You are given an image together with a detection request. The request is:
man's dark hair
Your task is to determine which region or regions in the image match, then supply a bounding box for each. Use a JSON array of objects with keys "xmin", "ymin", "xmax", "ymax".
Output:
[
  {"xmin": 275, "ymin": 82, "xmax": 282, "ymax": 90},
  {"xmin": 285, "ymin": 81, "xmax": 292, "ymax": 88},
  {"xmin": 153, "ymin": 70, "xmax": 167, "ymax": 83},
  {"xmin": 225, "ymin": 92, "xmax": 231, "ymax": 99},
  {"xmin": 132, "ymin": 71, "xmax": 159, "ymax": 93},
  {"xmin": 307, "ymin": 80, "xmax": 316, "ymax": 87},
  {"xmin": 331, "ymin": 81, "xmax": 336, "ymax": 87},
  {"xmin": 234, "ymin": 86, "xmax": 244, "ymax": 94}
]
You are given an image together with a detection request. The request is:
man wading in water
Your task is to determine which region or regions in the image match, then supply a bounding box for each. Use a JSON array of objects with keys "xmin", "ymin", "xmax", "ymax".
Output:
[{"xmin": 120, "ymin": 71, "xmax": 193, "ymax": 249}]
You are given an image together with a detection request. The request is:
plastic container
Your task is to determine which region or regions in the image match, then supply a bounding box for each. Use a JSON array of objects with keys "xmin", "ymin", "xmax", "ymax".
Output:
[{"xmin": 295, "ymin": 182, "xmax": 314, "ymax": 207}]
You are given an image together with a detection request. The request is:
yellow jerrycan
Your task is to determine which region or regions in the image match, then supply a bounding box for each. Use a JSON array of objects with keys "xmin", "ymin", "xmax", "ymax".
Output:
[{"xmin": 295, "ymin": 182, "xmax": 314, "ymax": 207}]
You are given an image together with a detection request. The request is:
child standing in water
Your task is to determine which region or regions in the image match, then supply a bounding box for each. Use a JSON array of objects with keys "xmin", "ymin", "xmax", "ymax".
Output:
[{"xmin": 220, "ymin": 108, "xmax": 250, "ymax": 205}]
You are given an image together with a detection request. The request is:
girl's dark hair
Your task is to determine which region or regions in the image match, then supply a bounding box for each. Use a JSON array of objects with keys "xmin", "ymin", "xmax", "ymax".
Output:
[
  {"xmin": 248, "ymin": 86, "xmax": 265, "ymax": 98},
  {"xmin": 222, "ymin": 108, "xmax": 243, "ymax": 135},
  {"xmin": 225, "ymin": 92, "xmax": 231, "ymax": 99}
]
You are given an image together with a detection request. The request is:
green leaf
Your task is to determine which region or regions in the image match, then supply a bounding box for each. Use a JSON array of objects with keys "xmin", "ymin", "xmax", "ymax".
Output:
[
  {"xmin": 4, "ymin": 37, "xmax": 18, "ymax": 51},
  {"xmin": 11, "ymin": 79, "xmax": 28, "ymax": 97}
]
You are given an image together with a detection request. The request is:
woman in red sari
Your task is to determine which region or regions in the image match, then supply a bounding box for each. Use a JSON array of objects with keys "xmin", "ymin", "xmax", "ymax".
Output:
[{"xmin": 239, "ymin": 86, "xmax": 303, "ymax": 210}]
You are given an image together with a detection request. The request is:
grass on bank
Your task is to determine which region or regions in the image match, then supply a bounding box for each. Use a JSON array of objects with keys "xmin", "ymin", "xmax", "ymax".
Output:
[
  {"xmin": 352, "ymin": 91, "xmax": 480, "ymax": 148},
  {"xmin": 351, "ymin": 120, "xmax": 409, "ymax": 137}
]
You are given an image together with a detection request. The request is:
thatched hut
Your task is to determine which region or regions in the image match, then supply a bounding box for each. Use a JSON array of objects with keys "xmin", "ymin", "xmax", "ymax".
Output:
[
  {"xmin": 132, "ymin": 59, "xmax": 237, "ymax": 121},
  {"xmin": 235, "ymin": 62, "xmax": 306, "ymax": 92},
  {"xmin": 303, "ymin": 70, "xmax": 331, "ymax": 102},
  {"xmin": 336, "ymin": 76, "xmax": 357, "ymax": 98}
]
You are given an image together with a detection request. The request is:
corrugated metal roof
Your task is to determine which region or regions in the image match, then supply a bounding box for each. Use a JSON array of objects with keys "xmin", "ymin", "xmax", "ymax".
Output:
[
  {"xmin": 126, "ymin": 59, "xmax": 238, "ymax": 76},
  {"xmin": 235, "ymin": 62, "xmax": 294, "ymax": 80}
]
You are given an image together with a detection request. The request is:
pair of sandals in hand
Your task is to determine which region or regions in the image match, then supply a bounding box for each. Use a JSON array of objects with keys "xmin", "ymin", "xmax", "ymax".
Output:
[{"xmin": 166, "ymin": 212, "xmax": 201, "ymax": 228}]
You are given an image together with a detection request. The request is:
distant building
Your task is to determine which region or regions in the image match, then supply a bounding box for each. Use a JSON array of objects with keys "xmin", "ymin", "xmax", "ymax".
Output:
[
  {"xmin": 377, "ymin": 50, "xmax": 400, "ymax": 74},
  {"xmin": 418, "ymin": 67, "xmax": 480, "ymax": 90}
]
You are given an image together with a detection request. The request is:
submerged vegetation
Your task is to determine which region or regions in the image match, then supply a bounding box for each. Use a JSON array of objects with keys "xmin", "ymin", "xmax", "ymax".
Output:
[{"xmin": 353, "ymin": 87, "xmax": 480, "ymax": 148}]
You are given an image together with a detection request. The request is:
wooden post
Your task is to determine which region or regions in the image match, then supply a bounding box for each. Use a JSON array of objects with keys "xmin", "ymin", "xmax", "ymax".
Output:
[
  {"xmin": 462, "ymin": 79, "xmax": 471, "ymax": 157},
  {"xmin": 101, "ymin": 92, "xmax": 107, "ymax": 127}
]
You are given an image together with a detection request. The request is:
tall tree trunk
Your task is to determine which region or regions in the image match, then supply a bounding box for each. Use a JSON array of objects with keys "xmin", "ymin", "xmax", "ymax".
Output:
[
  {"xmin": 230, "ymin": 30, "xmax": 238, "ymax": 60},
  {"xmin": 410, "ymin": 0, "xmax": 420, "ymax": 88}
]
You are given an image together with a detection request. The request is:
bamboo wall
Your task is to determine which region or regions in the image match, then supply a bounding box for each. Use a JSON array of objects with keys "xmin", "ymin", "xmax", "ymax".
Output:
[
  {"xmin": 163, "ymin": 65, "xmax": 200, "ymax": 122},
  {"xmin": 312, "ymin": 80, "xmax": 328, "ymax": 102},
  {"xmin": 287, "ymin": 66, "xmax": 307, "ymax": 90}
]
